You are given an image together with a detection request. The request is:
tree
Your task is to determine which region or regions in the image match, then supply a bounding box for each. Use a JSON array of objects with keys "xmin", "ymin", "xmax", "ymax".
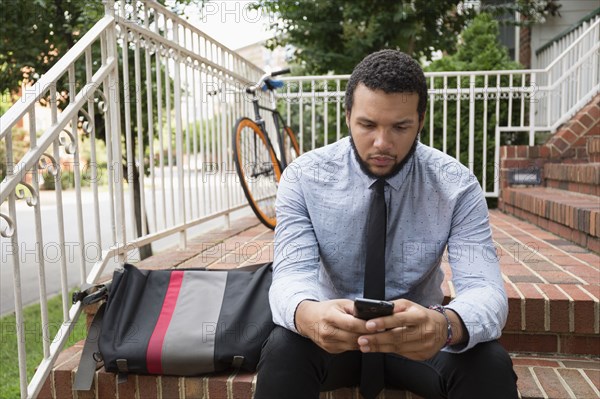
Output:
[
  {"xmin": 481, "ymin": 0, "xmax": 561, "ymax": 26},
  {"xmin": 256, "ymin": 0, "xmax": 475, "ymax": 74},
  {"xmin": 424, "ymin": 12, "xmax": 524, "ymax": 198},
  {"xmin": 0, "ymin": 0, "xmax": 99, "ymax": 92},
  {"xmin": 0, "ymin": 0, "xmax": 204, "ymax": 93},
  {"xmin": 254, "ymin": 0, "xmax": 562, "ymax": 75}
]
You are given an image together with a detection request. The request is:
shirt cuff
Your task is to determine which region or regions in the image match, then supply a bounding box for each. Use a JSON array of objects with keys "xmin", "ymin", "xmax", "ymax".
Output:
[
  {"xmin": 442, "ymin": 300, "xmax": 503, "ymax": 354},
  {"xmin": 282, "ymin": 294, "xmax": 320, "ymax": 335}
]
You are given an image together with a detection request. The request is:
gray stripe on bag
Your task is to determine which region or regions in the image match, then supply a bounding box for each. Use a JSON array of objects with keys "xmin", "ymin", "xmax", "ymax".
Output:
[{"xmin": 161, "ymin": 270, "xmax": 228, "ymax": 375}]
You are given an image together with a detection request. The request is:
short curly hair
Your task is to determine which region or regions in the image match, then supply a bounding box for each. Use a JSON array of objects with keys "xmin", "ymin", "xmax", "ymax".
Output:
[{"xmin": 345, "ymin": 50, "xmax": 427, "ymax": 119}]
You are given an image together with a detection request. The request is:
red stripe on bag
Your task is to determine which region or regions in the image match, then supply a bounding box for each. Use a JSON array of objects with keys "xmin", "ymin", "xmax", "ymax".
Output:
[{"xmin": 146, "ymin": 271, "xmax": 184, "ymax": 374}]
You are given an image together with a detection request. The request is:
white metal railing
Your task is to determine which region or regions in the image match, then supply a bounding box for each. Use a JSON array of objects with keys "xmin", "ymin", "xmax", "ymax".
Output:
[
  {"xmin": 279, "ymin": 71, "xmax": 538, "ymax": 198},
  {"xmin": 535, "ymin": 11, "xmax": 600, "ymax": 69},
  {"xmin": 0, "ymin": 1, "xmax": 598, "ymax": 398},
  {"xmin": 0, "ymin": 1, "xmax": 265, "ymax": 397},
  {"xmin": 535, "ymin": 16, "xmax": 600, "ymax": 131},
  {"xmin": 278, "ymin": 17, "xmax": 599, "ymax": 197}
]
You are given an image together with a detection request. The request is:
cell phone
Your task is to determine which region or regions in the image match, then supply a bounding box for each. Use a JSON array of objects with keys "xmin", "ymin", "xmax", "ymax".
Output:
[{"xmin": 354, "ymin": 298, "xmax": 394, "ymax": 320}]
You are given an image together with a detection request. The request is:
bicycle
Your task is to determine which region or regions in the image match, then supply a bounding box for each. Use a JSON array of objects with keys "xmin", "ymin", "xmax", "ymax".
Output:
[{"xmin": 232, "ymin": 68, "xmax": 301, "ymax": 230}]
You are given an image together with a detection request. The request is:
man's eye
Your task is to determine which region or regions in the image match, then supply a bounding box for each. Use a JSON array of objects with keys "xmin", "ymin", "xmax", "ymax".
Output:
[{"xmin": 360, "ymin": 123, "xmax": 374, "ymax": 128}]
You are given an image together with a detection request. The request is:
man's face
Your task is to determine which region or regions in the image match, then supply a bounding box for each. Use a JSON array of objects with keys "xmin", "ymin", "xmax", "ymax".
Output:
[{"xmin": 346, "ymin": 84, "xmax": 423, "ymax": 178}]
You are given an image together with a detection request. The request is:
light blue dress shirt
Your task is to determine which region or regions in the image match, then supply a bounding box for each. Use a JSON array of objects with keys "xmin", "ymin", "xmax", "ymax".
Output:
[{"xmin": 270, "ymin": 137, "xmax": 507, "ymax": 352}]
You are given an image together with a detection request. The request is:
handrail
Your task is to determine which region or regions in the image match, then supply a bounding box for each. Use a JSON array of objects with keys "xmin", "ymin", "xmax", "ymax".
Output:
[
  {"xmin": 544, "ymin": 17, "xmax": 600, "ymax": 71},
  {"xmin": 0, "ymin": 59, "xmax": 115, "ymax": 204},
  {"xmin": 536, "ymin": 7, "xmax": 600, "ymax": 55},
  {"xmin": 113, "ymin": 0, "xmax": 264, "ymax": 84},
  {"xmin": 0, "ymin": 16, "xmax": 114, "ymax": 140},
  {"xmin": 120, "ymin": 18, "xmax": 255, "ymax": 85}
]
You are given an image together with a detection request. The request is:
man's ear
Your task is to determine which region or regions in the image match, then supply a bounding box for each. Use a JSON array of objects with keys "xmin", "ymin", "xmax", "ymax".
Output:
[{"xmin": 345, "ymin": 111, "xmax": 351, "ymax": 128}]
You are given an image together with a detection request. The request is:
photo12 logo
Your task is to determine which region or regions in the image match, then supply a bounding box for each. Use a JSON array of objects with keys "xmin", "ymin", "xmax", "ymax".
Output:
[{"xmin": 200, "ymin": 1, "xmax": 276, "ymax": 24}]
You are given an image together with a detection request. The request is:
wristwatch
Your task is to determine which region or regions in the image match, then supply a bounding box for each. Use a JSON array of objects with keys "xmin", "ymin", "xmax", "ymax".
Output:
[{"xmin": 428, "ymin": 304, "xmax": 453, "ymax": 348}]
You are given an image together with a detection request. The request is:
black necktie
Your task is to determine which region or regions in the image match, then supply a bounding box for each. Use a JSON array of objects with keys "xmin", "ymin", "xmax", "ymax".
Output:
[{"xmin": 360, "ymin": 179, "xmax": 386, "ymax": 399}]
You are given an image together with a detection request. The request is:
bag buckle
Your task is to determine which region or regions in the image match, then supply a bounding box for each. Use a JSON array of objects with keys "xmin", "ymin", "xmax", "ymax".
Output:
[{"xmin": 72, "ymin": 284, "xmax": 110, "ymax": 305}]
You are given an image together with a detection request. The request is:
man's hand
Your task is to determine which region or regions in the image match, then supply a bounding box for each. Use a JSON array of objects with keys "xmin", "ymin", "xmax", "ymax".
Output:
[
  {"xmin": 356, "ymin": 299, "xmax": 466, "ymax": 361},
  {"xmin": 295, "ymin": 299, "xmax": 370, "ymax": 354}
]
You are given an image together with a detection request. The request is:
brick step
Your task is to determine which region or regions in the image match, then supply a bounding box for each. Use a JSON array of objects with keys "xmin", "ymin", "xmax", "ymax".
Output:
[
  {"xmin": 544, "ymin": 163, "xmax": 600, "ymax": 196},
  {"xmin": 440, "ymin": 279, "xmax": 599, "ymax": 356},
  {"xmin": 40, "ymin": 344, "xmax": 600, "ymax": 399},
  {"xmin": 501, "ymin": 187, "xmax": 600, "ymax": 252},
  {"xmin": 436, "ymin": 210, "xmax": 600, "ymax": 354}
]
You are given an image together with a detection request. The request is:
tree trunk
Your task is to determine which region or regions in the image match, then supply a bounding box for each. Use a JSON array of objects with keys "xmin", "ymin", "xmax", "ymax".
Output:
[{"xmin": 123, "ymin": 163, "xmax": 153, "ymax": 260}]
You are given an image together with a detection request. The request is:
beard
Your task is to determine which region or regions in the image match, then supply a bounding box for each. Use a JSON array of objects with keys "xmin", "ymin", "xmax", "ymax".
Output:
[{"xmin": 348, "ymin": 130, "xmax": 419, "ymax": 180}]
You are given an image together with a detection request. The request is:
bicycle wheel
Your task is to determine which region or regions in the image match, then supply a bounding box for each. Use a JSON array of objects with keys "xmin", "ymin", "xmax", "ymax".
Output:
[
  {"xmin": 283, "ymin": 126, "xmax": 301, "ymax": 166},
  {"xmin": 233, "ymin": 117, "xmax": 282, "ymax": 230}
]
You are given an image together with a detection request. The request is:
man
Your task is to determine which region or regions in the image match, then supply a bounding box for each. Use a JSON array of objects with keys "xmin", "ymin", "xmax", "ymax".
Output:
[{"xmin": 255, "ymin": 50, "xmax": 518, "ymax": 399}]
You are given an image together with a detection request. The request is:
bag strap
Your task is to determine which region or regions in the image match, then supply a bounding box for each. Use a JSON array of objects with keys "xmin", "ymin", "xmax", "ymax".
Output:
[{"xmin": 73, "ymin": 302, "xmax": 106, "ymax": 391}]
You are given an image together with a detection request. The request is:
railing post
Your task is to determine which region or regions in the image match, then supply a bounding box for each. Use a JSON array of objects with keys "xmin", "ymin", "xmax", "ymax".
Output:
[
  {"xmin": 222, "ymin": 82, "xmax": 231, "ymax": 230},
  {"xmin": 468, "ymin": 74, "xmax": 476, "ymax": 172},
  {"xmin": 4, "ymin": 132, "xmax": 28, "ymax": 399},
  {"xmin": 105, "ymin": 0, "xmax": 126, "ymax": 259},
  {"xmin": 173, "ymin": 20, "xmax": 187, "ymax": 249},
  {"xmin": 529, "ymin": 72, "xmax": 537, "ymax": 146}
]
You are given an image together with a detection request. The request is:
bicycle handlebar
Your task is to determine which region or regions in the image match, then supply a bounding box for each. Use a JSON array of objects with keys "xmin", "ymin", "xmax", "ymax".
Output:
[
  {"xmin": 246, "ymin": 68, "xmax": 291, "ymax": 94},
  {"xmin": 271, "ymin": 68, "xmax": 291, "ymax": 77}
]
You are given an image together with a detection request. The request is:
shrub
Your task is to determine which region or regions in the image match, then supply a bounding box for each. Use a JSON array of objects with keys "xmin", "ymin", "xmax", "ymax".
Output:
[{"xmin": 424, "ymin": 13, "xmax": 527, "ymax": 195}]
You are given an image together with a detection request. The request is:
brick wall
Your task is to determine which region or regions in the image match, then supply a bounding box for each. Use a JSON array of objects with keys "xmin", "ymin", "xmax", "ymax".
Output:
[
  {"xmin": 519, "ymin": 25, "xmax": 531, "ymax": 69},
  {"xmin": 588, "ymin": 136, "xmax": 600, "ymax": 163},
  {"xmin": 499, "ymin": 94, "xmax": 600, "ymax": 253},
  {"xmin": 500, "ymin": 93, "xmax": 600, "ymax": 195},
  {"xmin": 545, "ymin": 94, "xmax": 600, "ymax": 162}
]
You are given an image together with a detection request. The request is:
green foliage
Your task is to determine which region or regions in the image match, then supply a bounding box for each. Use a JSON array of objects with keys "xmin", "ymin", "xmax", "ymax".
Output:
[
  {"xmin": 427, "ymin": 13, "xmax": 522, "ymax": 72},
  {"xmin": 0, "ymin": 127, "xmax": 29, "ymax": 182},
  {"xmin": 40, "ymin": 169, "xmax": 94, "ymax": 190},
  {"xmin": 0, "ymin": 0, "xmax": 205, "ymax": 94},
  {"xmin": 279, "ymin": 89, "xmax": 347, "ymax": 153},
  {"xmin": 252, "ymin": 0, "xmax": 563, "ymax": 75},
  {"xmin": 424, "ymin": 13, "xmax": 526, "ymax": 194},
  {"xmin": 481, "ymin": 0, "xmax": 562, "ymax": 26},
  {"xmin": 0, "ymin": 0, "xmax": 104, "ymax": 92},
  {"xmin": 0, "ymin": 293, "xmax": 87, "ymax": 398},
  {"xmin": 256, "ymin": 0, "xmax": 474, "ymax": 74}
]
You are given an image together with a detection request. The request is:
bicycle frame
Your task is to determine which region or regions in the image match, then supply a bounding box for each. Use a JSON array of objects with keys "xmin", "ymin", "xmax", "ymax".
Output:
[
  {"xmin": 250, "ymin": 95, "xmax": 290, "ymax": 170},
  {"xmin": 232, "ymin": 68, "xmax": 295, "ymax": 229}
]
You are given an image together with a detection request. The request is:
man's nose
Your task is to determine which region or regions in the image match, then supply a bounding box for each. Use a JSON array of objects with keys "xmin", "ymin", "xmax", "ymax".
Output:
[{"xmin": 373, "ymin": 129, "xmax": 393, "ymax": 152}]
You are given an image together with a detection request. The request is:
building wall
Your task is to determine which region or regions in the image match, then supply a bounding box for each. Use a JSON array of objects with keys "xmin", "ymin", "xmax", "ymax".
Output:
[{"xmin": 236, "ymin": 41, "xmax": 289, "ymax": 72}]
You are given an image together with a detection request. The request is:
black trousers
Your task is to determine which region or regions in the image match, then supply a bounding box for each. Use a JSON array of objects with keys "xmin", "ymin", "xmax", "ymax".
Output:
[{"xmin": 255, "ymin": 326, "xmax": 518, "ymax": 399}]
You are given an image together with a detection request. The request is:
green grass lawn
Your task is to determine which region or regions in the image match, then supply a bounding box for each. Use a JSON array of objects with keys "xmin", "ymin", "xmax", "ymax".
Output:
[{"xmin": 0, "ymin": 294, "xmax": 87, "ymax": 398}]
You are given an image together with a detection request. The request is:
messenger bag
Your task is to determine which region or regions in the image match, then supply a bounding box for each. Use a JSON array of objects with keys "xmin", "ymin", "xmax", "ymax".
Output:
[{"xmin": 73, "ymin": 262, "xmax": 274, "ymax": 390}]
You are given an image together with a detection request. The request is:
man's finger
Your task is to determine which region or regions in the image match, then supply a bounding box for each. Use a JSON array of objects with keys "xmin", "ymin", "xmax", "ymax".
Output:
[
  {"xmin": 337, "ymin": 314, "xmax": 371, "ymax": 334},
  {"xmin": 322, "ymin": 328, "xmax": 361, "ymax": 344},
  {"xmin": 357, "ymin": 326, "xmax": 419, "ymax": 351},
  {"xmin": 364, "ymin": 308, "xmax": 425, "ymax": 332}
]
